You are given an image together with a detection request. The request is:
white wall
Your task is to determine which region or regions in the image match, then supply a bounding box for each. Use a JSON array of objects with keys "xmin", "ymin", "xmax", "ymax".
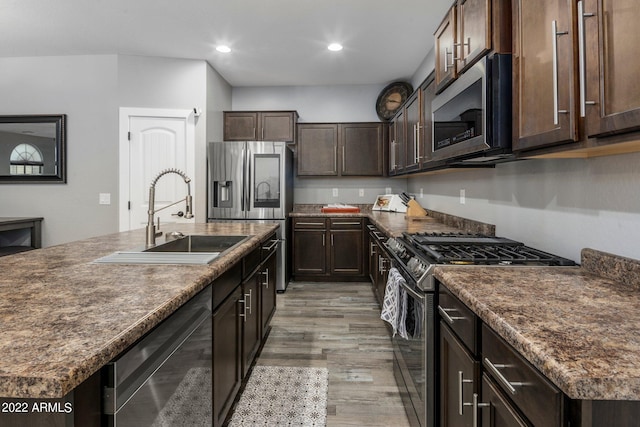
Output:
[
  {"xmin": 232, "ymin": 84, "xmax": 407, "ymax": 203},
  {"xmin": 0, "ymin": 55, "xmax": 230, "ymax": 246},
  {"xmin": 233, "ymin": 84, "xmax": 384, "ymax": 123},
  {"xmin": 0, "ymin": 55, "xmax": 119, "ymax": 246}
]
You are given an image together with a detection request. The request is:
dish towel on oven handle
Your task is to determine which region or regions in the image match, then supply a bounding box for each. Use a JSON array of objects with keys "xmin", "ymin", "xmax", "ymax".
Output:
[{"xmin": 380, "ymin": 267, "xmax": 410, "ymax": 339}]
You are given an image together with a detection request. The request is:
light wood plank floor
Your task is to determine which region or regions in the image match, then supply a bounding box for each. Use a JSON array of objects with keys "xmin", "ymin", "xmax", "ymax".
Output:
[{"xmin": 254, "ymin": 281, "xmax": 411, "ymax": 427}]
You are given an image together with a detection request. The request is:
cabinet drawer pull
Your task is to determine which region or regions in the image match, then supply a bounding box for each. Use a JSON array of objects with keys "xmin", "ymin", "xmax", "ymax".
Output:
[
  {"xmin": 296, "ymin": 222, "xmax": 324, "ymax": 226},
  {"xmin": 333, "ymin": 221, "xmax": 361, "ymax": 226},
  {"xmin": 458, "ymin": 371, "xmax": 474, "ymax": 415},
  {"xmin": 378, "ymin": 255, "xmax": 387, "ymax": 273},
  {"xmin": 262, "ymin": 269, "xmax": 269, "ymax": 288},
  {"xmin": 438, "ymin": 306, "xmax": 465, "ymax": 324},
  {"xmin": 472, "ymin": 393, "xmax": 490, "ymax": 427},
  {"xmin": 238, "ymin": 298, "xmax": 246, "ymax": 322},
  {"xmin": 262, "ymin": 239, "xmax": 279, "ymax": 251},
  {"xmin": 484, "ymin": 358, "xmax": 524, "ymax": 395}
]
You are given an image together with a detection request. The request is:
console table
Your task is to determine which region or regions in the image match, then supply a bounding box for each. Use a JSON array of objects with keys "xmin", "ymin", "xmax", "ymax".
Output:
[{"xmin": 0, "ymin": 217, "xmax": 43, "ymax": 256}]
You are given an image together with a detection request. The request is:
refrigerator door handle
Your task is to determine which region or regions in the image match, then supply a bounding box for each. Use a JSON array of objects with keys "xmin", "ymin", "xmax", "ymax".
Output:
[
  {"xmin": 245, "ymin": 147, "xmax": 252, "ymax": 213},
  {"xmin": 240, "ymin": 146, "xmax": 246, "ymax": 212}
]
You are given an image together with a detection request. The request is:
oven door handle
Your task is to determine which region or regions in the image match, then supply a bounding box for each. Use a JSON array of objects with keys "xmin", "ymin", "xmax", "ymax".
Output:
[{"xmin": 398, "ymin": 278, "xmax": 425, "ymax": 302}]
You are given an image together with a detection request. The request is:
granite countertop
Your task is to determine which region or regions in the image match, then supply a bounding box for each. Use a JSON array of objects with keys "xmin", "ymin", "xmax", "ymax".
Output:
[
  {"xmin": 291, "ymin": 204, "xmax": 496, "ymax": 237},
  {"xmin": 435, "ymin": 248, "xmax": 640, "ymax": 401},
  {"xmin": 0, "ymin": 222, "xmax": 278, "ymax": 399}
]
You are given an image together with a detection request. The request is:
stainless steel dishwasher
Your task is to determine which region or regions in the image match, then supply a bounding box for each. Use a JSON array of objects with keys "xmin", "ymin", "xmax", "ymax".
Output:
[{"xmin": 103, "ymin": 285, "xmax": 212, "ymax": 426}]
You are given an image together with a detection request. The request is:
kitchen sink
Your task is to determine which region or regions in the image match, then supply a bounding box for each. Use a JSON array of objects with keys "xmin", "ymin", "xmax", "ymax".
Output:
[
  {"xmin": 144, "ymin": 234, "xmax": 250, "ymax": 253},
  {"xmin": 94, "ymin": 234, "xmax": 251, "ymax": 265}
]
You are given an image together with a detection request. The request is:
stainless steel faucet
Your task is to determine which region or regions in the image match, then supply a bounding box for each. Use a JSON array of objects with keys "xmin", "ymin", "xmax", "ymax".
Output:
[{"xmin": 146, "ymin": 168, "xmax": 194, "ymax": 247}]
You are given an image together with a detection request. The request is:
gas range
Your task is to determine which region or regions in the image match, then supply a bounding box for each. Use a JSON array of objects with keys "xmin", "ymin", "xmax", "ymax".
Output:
[{"xmin": 384, "ymin": 232, "xmax": 576, "ymax": 291}]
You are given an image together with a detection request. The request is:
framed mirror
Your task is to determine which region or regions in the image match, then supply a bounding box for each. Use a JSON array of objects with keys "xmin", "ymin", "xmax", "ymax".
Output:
[{"xmin": 0, "ymin": 115, "xmax": 66, "ymax": 183}]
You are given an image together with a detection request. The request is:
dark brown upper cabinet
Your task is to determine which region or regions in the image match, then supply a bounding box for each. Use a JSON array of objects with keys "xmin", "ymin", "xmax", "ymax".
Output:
[
  {"xmin": 512, "ymin": 0, "xmax": 578, "ymax": 152},
  {"xmin": 296, "ymin": 123, "xmax": 339, "ymax": 176},
  {"xmin": 582, "ymin": 0, "xmax": 640, "ymax": 138},
  {"xmin": 297, "ymin": 122, "xmax": 387, "ymax": 177},
  {"xmin": 435, "ymin": 0, "xmax": 510, "ymax": 93},
  {"xmin": 435, "ymin": 5, "xmax": 458, "ymax": 93},
  {"xmin": 340, "ymin": 123, "xmax": 386, "ymax": 176},
  {"xmin": 223, "ymin": 111, "xmax": 298, "ymax": 142},
  {"xmin": 388, "ymin": 72, "xmax": 437, "ymax": 176}
]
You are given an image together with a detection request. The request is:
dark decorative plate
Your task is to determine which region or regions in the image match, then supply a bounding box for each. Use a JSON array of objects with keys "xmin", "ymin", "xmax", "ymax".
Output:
[{"xmin": 375, "ymin": 81, "xmax": 413, "ymax": 121}]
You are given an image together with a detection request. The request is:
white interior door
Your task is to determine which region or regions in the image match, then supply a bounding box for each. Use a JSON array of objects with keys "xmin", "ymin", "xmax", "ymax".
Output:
[{"xmin": 119, "ymin": 109, "xmax": 195, "ymax": 231}]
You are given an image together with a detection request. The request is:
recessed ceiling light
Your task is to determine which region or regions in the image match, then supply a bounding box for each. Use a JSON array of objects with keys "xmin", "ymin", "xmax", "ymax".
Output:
[
  {"xmin": 216, "ymin": 45, "xmax": 231, "ymax": 53},
  {"xmin": 327, "ymin": 43, "xmax": 343, "ymax": 52}
]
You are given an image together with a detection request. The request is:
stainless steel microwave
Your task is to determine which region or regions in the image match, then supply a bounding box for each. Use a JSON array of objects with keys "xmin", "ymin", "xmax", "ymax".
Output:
[{"xmin": 431, "ymin": 54, "xmax": 512, "ymax": 164}]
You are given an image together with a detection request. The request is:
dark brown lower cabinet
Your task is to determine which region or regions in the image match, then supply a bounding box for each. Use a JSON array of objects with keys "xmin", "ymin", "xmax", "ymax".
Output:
[
  {"xmin": 481, "ymin": 374, "xmax": 530, "ymax": 427},
  {"xmin": 260, "ymin": 249, "xmax": 277, "ymax": 338},
  {"xmin": 241, "ymin": 272, "xmax": 261, "ymax": 378},
  {"xmin": 366, "ymin": 224, "xmax": 391, "ymax": 307},
  {"xmin": 292, "ymin": 217, "xmax": 366, "ymax": 281},
  {"xmin": 213, "ymin": 286, "xmax": 242, "ymax": 427},
  {"xmin": 440, "ymin": 321, "xmax": 479, "ymax": 427},
  {"xmin": 330, "ymin": 229, "xmax": 363, "ymax": 275},
  {"xmin": 293, "ymin": 229, "xmax": 326, "ymax": 275}
]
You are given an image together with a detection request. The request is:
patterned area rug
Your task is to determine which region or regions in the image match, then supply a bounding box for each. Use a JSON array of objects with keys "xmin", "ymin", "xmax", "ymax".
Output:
[
  {"xmin": 229, "ymin": 365, "xmax": 329, "ymax": 426},
  {"xmin": 152, "ymin": 367, "xmax": 212, "ymax": 427}
]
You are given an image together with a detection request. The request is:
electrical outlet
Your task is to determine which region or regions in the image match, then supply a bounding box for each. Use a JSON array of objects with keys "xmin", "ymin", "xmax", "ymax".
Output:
[
  {"xmin": 460, "ymin": 189, "xmax": 466, "ymax": 204},
  {"xmin": 99, "ymin": 193, "xmax": 111, "ymax": 205},
  {"xmin": 419, "ymin": 188, "xmax": 424, "ymax": 198},
  {"xmin": 385, "ymin": 187, "xmax": 392, "ymax": 194},
  {"xmin": 358, "ymin": 189, "xmax": 364, "ymax": 197},
  {"xmin": 332, "ymin": 188, "xmax": 339, "ymax": 197}
]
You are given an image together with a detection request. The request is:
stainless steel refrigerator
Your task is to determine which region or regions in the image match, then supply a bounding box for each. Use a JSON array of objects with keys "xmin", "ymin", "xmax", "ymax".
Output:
[{"xmin": 207, "ymin": 141, "xmax": 293, "ymax": 292}]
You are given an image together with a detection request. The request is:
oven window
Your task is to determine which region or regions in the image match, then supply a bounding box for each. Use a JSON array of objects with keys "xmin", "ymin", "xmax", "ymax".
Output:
[{"xmin": 433, "ymin": 79, "xmax": 484, "ymax": 150}]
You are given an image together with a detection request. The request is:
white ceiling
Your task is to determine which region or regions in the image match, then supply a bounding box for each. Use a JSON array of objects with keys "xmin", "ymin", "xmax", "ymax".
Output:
[{"xmin": 0, "ymin": 0, "xmax": 451, "ymax": 87}]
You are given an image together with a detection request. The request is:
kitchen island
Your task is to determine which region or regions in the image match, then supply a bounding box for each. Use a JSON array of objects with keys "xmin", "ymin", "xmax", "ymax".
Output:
[{"xmin": 0, "ymin": 222, "xmax": 277, "ymax": 425}]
